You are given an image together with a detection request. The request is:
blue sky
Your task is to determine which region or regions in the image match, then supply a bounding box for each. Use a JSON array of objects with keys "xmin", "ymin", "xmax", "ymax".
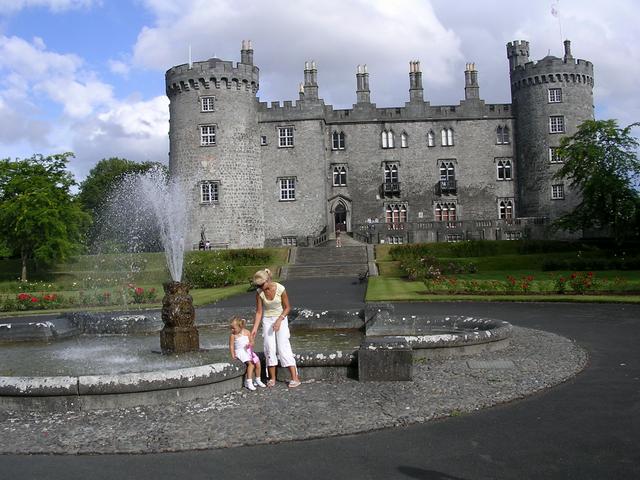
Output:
[{"xmin": 1, "ymin": 0, "xmax": 638, "ymax": 180}]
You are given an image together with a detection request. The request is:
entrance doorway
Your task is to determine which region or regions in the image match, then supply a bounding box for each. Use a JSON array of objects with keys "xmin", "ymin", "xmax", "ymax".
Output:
[{"xmin": 334, "ymin": 203, "xmax": 347, "ymax": 232}]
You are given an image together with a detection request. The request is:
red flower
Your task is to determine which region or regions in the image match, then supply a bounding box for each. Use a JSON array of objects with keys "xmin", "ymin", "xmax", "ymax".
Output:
[
  {"xmin": 17, "ymin": 293, "xmax": 30, "ymax": 301},
  {"xmin": 587, "ymin": 272, "xmax": 594, "ymax": 277},
  {"xmin": 30, "ymin": 297, "xmax": 39, "ymax": 303},
  {"xmin": 571, "ymin": 273, "xmax": 577, "ymax": 279},
  {"xmin": 135, "ymin": 287, "xmax": 144, "ymax": 295}
]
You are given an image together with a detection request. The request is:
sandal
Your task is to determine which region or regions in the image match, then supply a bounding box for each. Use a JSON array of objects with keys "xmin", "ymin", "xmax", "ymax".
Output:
[
  {"xmin": 267, "ymin": 379, "xmax": 276, "ymax": 387},
  {"xmin": 288, "ymin": 380, "xmax": 301, "ymax": 388}
]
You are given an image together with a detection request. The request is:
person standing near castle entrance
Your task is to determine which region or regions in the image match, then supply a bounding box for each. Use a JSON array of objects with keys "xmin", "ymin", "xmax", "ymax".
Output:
[{"xmin": 250, "ymin": 270, "xmax": 301, "ymax": 388}]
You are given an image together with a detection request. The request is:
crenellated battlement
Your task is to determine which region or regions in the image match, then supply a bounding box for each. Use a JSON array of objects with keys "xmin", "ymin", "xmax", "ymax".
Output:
[
  {"xmin": 510, "ymin": 56, "xmax": 594, "ymax": 91},
  {"xmin": 257, "ymin": 99, "xmax": 512, "ymax": 123},
  {"xmin": 166, "ymin": 59, "xmax": 259, "ymax": 97}
]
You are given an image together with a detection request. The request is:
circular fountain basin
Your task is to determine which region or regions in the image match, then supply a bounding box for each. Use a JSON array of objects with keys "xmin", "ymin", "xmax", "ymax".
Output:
[{"xmin": 0, "ymin": 324, "xmax": 363, "ymax": 411}]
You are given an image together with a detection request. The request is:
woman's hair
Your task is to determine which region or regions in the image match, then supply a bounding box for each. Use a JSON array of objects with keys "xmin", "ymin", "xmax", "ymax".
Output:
[
  {"xmin": 229, "ymin": 316, "xmax": 246, "ymax": 329},
  {"xmin": 253, "ymin": 269, "xmax": 270, "ymax": 286}
]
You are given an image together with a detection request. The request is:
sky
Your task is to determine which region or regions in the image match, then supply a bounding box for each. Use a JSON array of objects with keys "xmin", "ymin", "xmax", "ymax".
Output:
[{"xmin": 0, "ymin": 0, "xmax": 638, "ymax": 181}]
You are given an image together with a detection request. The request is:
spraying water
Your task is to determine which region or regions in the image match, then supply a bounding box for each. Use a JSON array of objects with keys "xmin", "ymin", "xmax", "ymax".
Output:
[
  {"xmin": 136, "ymin": 170, "xmax": 187, "ymax": 281},
  {"xmin": 100, "ymin": 167, "xmax": 188, "ymax": 282}
]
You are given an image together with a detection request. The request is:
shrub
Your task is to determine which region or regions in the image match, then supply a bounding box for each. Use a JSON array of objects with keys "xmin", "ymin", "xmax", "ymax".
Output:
[{"xmin": 183, "ymin": 256, "xmax": 239, "ymax": 288}]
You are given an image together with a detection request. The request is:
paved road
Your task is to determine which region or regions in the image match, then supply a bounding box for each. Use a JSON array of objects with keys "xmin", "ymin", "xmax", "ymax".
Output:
[{"xmin": 1, "ymin": 299, "xmax": 639, "ymax": 479}]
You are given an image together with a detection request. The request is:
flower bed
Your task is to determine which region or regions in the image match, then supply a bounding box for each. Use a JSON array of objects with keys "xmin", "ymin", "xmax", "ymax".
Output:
[
  {"xmin": 0, "ymin": 284, "xmax": 159, "ymax": 312},
  {"xmin": 422, "ymin": 272, "xmax": 631, "ymax": 295}
]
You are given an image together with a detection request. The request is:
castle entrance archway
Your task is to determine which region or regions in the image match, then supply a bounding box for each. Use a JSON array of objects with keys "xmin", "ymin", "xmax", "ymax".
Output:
[{"xmin": 334, "ymin": 203, "xmax": 347, "ymax": 232}]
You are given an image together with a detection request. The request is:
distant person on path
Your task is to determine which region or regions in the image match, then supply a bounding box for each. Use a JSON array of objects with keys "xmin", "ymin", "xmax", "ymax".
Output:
[
  {"xmin": 335, "ymin": 229, "xmax": 342, "ymax": 248},
  {"xmin": 205, "ymin": 240, "xmax": 211, "ymax": 250},
  {"xmin": 250, "ymin": 269, "xmax": 301, "ymax": 388},
  {"xmin": 229, "ymin": 316, "xmax": 266, "ymax": 391}
]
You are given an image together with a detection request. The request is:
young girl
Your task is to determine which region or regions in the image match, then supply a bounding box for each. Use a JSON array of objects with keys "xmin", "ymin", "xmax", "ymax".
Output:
[{"xmin": 229, "ymin": 316, "xmax": 266, "ymax": 391}]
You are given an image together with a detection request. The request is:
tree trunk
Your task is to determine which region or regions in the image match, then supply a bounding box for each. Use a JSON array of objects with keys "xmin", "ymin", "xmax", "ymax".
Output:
[{"xmin": 21, "ymin": 248, "xmax": 28, "ymax": 282}]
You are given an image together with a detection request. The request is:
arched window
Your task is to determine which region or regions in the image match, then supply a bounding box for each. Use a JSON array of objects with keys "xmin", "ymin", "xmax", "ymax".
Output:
[
  {"xmin": 435, "ymin": 203, "xmax": 456, "ymax": 221},
  {"xmin": 332, "ymin": 131, "xmax": 346, "ymax": 150},
  {"xmin": 381, "ymin": 130, "xmax": 394, "ymax": 149},
  {"xmin": 497, "ymin": 159, "xmax": 512, "ymax": 180},
  {"xmin": 439, "ymin": 161, "xmax": 455, "ymax": 181},
  {"xmin": 401, "ymin": 132, "xmax": 408, "ymax": 148},
  {"xmin": 441, "ymin": 128, "xmax": 454, "ymax": 146},
  {"xmin": 427, "ymin": 130, "xmax": 435, "ymax": 147},
  {"xmin": 499, "ymin": 200, "xmax": 514, "ymax": 219},
  {"xmin": 332, "ymin": 165, "xmax": 347, "ymax": 186},
  {"xmin": 384, "ymin": 164, "xmax": 398, "ymax": 184},
  {"xmin": 497, "ymin": 126, "xmax": 510, "ymax": 144},
  {"xmin": 386, "ymin": 203, "xmax": 407, "ymax": 225}
]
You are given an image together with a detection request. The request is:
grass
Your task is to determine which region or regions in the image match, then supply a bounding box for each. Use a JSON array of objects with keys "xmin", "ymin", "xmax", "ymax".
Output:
[
  {"xmin": 365, "ymin": 277, "xmax": 640, "ymax": 303},
  {"xmin": 0, "ymin": 248, "xmax": 289, "ymax": 315}
]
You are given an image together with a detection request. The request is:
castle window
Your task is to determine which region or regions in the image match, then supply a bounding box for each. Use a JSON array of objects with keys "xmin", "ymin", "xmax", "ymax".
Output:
[
  {"xmin": 551, "ymin": 184, "xmax": 565, "ymax": 200},
  {"xmin": 381, "ymin": 130, "xmax": 395, "ymax": 149},
  {"xmin": 435, "ymin": 202, "xmax": 457, "ymax": 222},
  {"xmin": 200, "ymin": 125, "xmax": 216, "ymax": 146},
  {"xmin": 549, "ymin": 116, "xmax": 565, "ymax": 133},
  {"xmin": 201, "ymin": 96, "xmax": 215, "ymax": 112},
  {"xmin": 200, "ymin": 181, "xmax": 219, "ymax": 204},
  {"xmin": 279, "ymin": 178, "xmax": 296, "ymax": 201},
  {"xmin": 427, "ymin": 130, "xmax": 435, "ymax": 147},
  {"xmin": 496, "ymin": 126, "xmax": 510, "ymax": 144},
  {"xmin": 386, "ymin": 236, "xmax": 404, "ymax": 245},
  {"xmin": 260, "ymin": 135, "xmax": 268, "ymax": 146},
  {"xmin": 385, "ymin": 203, "xmax": 407, "ymax": 225},
  {"xmin": 548, "ymin": 88, "xmax": 562, "ymax": 103},
  {"xmin": 549, "ymin": 147, "xmax": 562, "ymax": 163},
  {"xmin": 281, "ymin": 236, "xmax": 297, "ymax": 246},
  {"xmin": 441, "ymin": 128, "xmax": 454, "ymax": 146},
  {"xmin": 439, "ymin": 161, "xmax": 455, "ymax": 182},
  {"xmin": 332, "ymin": 131, "xmax": 346, "ymax": 150},
  {"xmin": 401, "ymin": 132, "xmax": 408, "ymax": 148},
  {"xmin": 497, "ymin": 159, "xmax": 512, "ymax": 180},
  {"xmin": 332, "ymin": 165, "xmax": 347, "ymax": 186},
  {"xmin": 278, "ymin": 126, "xmax": 294, "ymax": 147},
  {"xmin": 384, "ymin": 163, "xmax": 399, "ymax": 183},
  {"xmin": 499, "ymin": 200, "xmax": 514, "ymax": 219}
]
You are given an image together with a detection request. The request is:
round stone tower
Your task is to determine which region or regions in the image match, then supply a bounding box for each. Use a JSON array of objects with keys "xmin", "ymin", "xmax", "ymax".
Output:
[
  {"xmin": 507, "ymin": 40, "xmax": 594, "ymax": 220},
  {"xmin": 166, "ymin": 41, "xmax": 264, "ymax": 249}
]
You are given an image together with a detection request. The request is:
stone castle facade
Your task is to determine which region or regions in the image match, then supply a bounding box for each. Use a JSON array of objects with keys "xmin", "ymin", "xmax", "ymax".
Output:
[{"xmin": 165, "ymin": 39, "xmax": 594, "ymax": 248}]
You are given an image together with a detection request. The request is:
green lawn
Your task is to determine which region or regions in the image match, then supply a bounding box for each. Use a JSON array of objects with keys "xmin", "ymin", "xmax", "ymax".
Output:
[
  {"xmin": 366, "ymin": 276, "xmax": 640, "ymax": 303},
  {"xmin": 0, "ymin": 248, "xmax": 289, "ymax": 315}
]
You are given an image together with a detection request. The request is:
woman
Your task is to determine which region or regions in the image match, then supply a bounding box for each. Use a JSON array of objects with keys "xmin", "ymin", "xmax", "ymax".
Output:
[{"xmin": 250, "ymin": 269, "xmax": 301, "ymax": 388}]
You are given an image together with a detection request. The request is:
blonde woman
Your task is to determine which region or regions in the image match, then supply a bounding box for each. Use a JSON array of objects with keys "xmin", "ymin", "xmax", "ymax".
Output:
[{"xmin": 250, "ymin": 269, "xmax": 301, "ymax": 388}]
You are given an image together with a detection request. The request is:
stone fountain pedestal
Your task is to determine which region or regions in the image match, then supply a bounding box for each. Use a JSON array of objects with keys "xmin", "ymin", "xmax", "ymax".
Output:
[{"xmin": 160, "ymin": 281, "xmax": 200, "ymax": 354}]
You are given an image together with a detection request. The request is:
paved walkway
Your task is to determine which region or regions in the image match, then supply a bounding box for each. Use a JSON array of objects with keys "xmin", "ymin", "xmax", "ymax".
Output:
[{"xmin": 0, "ymin": 279, "xmax": 639, "ymax": 478}]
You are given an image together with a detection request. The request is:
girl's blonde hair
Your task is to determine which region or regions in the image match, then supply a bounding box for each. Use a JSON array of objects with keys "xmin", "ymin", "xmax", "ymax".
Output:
[
  {"xmin": 229, "ymin": 316, "xmax": 246, "ymax": 329},
  {"xmin": 253, "ymin": 269, "xmax": 270, "ymax": 286}
]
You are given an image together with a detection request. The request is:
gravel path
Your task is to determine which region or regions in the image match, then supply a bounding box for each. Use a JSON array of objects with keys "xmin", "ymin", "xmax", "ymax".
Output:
[{"xmin": 0, "ymin": 326, "xmax": 587, "ymax": 454}]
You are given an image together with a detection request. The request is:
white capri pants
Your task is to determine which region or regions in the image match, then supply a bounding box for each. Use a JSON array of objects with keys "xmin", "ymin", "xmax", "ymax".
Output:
[{"xmin": 262, "ymin": 316, "xmax": 297, "ymax": 369}]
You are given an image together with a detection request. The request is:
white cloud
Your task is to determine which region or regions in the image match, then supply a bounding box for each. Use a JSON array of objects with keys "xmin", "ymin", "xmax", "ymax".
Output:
[
  {"xmin": 108, "ymin": 59, "xmax": 130, "ymax": 77},
  {"xmin": 133, "ymin": 0, "xmax": 463, "ymax": 107},
  {"xmin": 0, "ymin": 0, "xmax": 98, "ymax": 14},
  {"xmin": 0, "ymin": 34, "xmax": 168, "ymax": 178}
]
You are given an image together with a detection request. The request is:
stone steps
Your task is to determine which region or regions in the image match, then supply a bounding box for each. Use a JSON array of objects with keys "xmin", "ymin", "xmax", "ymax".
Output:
[{"xmin": 286, "ymin": 245, "xmax": 369, "ymax": 279}]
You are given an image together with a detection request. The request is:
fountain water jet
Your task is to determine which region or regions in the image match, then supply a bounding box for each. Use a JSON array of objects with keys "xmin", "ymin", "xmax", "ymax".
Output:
[{"xmin": 116, "ymin": 168, "xmax": 200, "ymax": 353}]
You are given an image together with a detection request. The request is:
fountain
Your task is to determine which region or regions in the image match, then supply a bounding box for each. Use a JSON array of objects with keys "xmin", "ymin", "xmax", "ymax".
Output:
[{"xmin": 125, "ymin": 169, "xmax": 200, "ymax": 354}]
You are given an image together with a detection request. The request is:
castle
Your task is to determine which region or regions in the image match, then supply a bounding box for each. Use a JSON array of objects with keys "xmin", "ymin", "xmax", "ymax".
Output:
[{"xmin": 165, "ymin": 39, "xmax": 594, "ymax": 248}]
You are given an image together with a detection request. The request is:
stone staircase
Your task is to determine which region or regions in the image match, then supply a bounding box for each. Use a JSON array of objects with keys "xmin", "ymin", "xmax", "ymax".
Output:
[{"xmin": 284, "ymin": 236, "xmax": 370, "ymax": 279}]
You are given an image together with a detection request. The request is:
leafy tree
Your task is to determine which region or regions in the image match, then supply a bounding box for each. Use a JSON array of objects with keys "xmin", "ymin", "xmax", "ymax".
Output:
[
  {"xmin": 78, "ymin": 158, "xmax": 166, "ymax": 251},
  {"xmin": 554, "ymin": 119, "xmax": 640, "ymax": 244},
  {"xmin": 0, "ymin": 153, "xmax": 91, "ymax": 281},
  {"xmin": 78, "ymin": 157, "xmax": 166, "ymax": 215}
]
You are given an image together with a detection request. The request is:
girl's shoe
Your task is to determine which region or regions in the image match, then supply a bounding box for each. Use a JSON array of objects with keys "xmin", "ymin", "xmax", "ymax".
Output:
[
  {"xmin": 288, "ymin": 379, "xmax": 301, "ymax": 388},
  {"xmin": 245, "ymin": 379, "xmax": 256, "ymax": 391},
  {"xmin": 267, "ymin": 379, "xmax": 276, "ymax": 387},
  {"xmin": 254, "ymin": 378, "xmax": 267, "ymax": 388}
]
